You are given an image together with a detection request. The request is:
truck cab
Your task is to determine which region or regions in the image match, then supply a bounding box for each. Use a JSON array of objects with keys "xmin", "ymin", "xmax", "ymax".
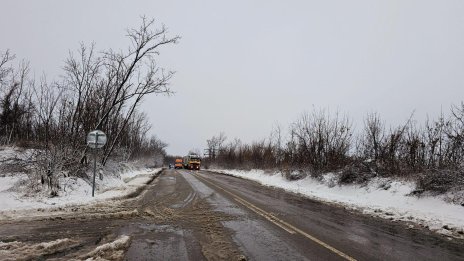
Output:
[{"xmin": 184, "ymin": 154, "xmax": 201, "ymax": 170}]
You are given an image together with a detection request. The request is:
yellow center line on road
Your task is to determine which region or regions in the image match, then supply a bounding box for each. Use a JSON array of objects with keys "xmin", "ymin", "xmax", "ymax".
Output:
[
  {"xmin": 232, "ymin": 195, "xmax": 297, "ymax": 235},
  {"xmin": 193, "ymin": 173, "xmax": 357, "ymax": 261}
]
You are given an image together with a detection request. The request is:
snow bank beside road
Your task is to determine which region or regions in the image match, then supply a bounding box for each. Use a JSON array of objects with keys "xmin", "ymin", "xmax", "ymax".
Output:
[
  {"xmin": 0, "ymin": 146, "xmax": 163, "ymax": 220},
  {"xmin": 0, "ymin": 235, "xmax": 131, "ymax": 260},
  {"xmin": 211, "ymin": 169, "xmax": 464, "ymax": 238},
  {"xmin": 45, "ymin": 167, "xmax": 161, "ymax": 205},
  {"xmin": 0, "ymin": 167, "xmax": 162, "ymax": 215},
  {"xmin": 0, "ymin": 238, "xmax": 79, "ymax": 260}
]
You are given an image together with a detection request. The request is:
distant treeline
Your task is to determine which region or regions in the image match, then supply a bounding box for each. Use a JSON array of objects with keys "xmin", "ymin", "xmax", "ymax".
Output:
[
  {"xmin": 205, "ymin": 106, "xmax": 464, "ymax": 191},
  {"xmin": 0, "ymin": 18, "xmax": 177, "ymax": 182}
]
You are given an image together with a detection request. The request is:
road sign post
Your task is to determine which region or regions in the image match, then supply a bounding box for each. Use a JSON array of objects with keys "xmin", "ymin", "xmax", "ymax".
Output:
[{"xmin": 86, "ymin": 130, "xmax": 107, "ymax": 197}]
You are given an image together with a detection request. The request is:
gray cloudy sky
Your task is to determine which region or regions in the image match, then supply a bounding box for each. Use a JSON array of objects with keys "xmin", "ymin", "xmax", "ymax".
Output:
[{"xmin": 1, "ymin": 1, "xmax": 464, "ymax": 156}]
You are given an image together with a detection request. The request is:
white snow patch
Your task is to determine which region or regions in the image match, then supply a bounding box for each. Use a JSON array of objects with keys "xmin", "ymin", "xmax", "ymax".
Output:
[
  {"xmin": 0, "ymin": 175, "xmax": 26, "ymax": 192},
  {"xmin": 82, "ymin": 235, "xmax": 131, "ymax": 261},
  {"xmin": 0, "ymin": 238, "xmax": 78, "ymax": 260},
  {"xmin": 0, "ymin": 147, "xmax": 34, "ymax": 162},
  {"xmin": 0, "ymin": 167, "xmax": 162, "ymax": 219},
  {"xmin": 211, "ymin": 169, "xmax": 464, "ymax": 237}
]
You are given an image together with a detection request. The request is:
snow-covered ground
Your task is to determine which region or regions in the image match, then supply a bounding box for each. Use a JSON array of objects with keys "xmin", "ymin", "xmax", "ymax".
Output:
[
  {"xmin": 0, "ymin": 146, "xmax": 162, "ymax": 217},
  {"xmin": 0, "ymin": 163, "xmax": 162, "ymax": 219},
  {"xmin": 0, "ymin": 235, "xmax": 132, "ymax": 260},
  {"xmin": 211, "ymin": 169, "xmax": 464, "ymax": 238}
]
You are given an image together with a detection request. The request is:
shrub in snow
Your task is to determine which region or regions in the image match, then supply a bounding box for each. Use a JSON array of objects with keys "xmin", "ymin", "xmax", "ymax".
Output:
[
  {"xmin": 280, "ymin": 168, "xmax": 310, "ymax": 181},
  {"xmin": 416, "ymin": 169, "xmax": 464, "ymax": 194},
  {"xmin": 339, "ymin": 161, "xmax": 376, "ymax": 184}
]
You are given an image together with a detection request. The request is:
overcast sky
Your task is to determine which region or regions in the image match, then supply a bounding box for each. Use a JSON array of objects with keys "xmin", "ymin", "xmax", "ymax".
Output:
[{"xmin": 1, "ymin": 1, "xmax": 464, "ymax": 156}]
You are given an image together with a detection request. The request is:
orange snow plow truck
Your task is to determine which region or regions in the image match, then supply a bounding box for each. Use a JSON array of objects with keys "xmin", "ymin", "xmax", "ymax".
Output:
[{"xmin": 174, "ymin": 158, "xmax": 183, "ymax": 169}]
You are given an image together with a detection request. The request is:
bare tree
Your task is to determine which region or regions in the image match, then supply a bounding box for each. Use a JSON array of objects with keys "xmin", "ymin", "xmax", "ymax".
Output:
[
  {"xmin": 360, "ymin": 112, "xmax": 385, "ymax": 162},
  {"xmin": 0, "ymin": 50, "xmax": 15, "ymax": 84},
  {"xmin": 270, "ymin": 123, "xmax": 284, "ymax": 167},
  {"xmin": 59, "ymin": 17, "xmax": 179, "ymax": 165},
  {"xmin": 291, "ymin": 109, "xmax": 352, "ymax": 170},
  {"xmin": 63, "ymin": 43, "xmax": 102, "ymax": 148},
  {"xmin": 0, "ymin": 60, "xmax": 32, "ymax": 144},
  {"xmin": 206, "ymin": 132, "xmax": 227, "ymax": 160},
  {"xmin": 32, "ymin": 76, "xmax": 62, "ymax": 145},
  {"xmin": 447, "ymin": 102, "xmax": 464, "ymax": 167}
]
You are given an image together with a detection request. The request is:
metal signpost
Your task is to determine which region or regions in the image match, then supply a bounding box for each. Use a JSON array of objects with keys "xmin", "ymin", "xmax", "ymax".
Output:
[{"xmin": 86, "ymin": 130, "xmax": 107, "ymax": 197}]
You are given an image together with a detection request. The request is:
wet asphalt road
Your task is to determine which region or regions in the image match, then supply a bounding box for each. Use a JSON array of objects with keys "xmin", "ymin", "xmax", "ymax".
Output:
[
  {"xmin": 194, "ymin": 170, "xmax": 464, "ymax": 260},
  {"xmin": 0, "ymin": 169, "xmax": 463, "ymax": 260}
]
